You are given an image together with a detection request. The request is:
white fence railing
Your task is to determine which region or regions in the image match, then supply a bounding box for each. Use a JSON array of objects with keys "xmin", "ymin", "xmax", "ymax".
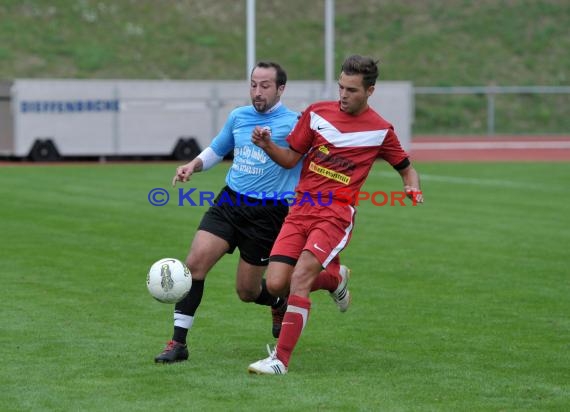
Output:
[{"xmin": 414, "ymin": 86, "xmax": 570, "ymax": 135}]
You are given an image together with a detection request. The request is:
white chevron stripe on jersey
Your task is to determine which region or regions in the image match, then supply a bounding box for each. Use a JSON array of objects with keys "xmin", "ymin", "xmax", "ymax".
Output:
[{"xmin": 310, "ymin": 112, "xmax": 389, "ymax": 147}]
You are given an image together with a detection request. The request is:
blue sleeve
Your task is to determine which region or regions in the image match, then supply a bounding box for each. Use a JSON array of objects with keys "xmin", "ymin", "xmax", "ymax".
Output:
[{"xmin": 209, "ymin": 111, "xmax": 236, "ymax": 156}]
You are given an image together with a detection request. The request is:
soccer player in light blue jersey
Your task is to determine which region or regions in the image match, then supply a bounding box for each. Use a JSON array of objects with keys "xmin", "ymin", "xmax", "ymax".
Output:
[{"xmin": 155, "ymin": 62, "xmax": 302, "ymax": 363}]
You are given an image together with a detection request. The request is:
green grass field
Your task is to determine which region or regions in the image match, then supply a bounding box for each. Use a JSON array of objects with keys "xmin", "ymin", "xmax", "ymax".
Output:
[{"xmin": 1, "ymin": 161, "xmax": 569, "ymax": 411}]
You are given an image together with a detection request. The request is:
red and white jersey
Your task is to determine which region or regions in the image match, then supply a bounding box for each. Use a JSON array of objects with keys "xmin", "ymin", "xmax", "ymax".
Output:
[{"xmin": 287, "ymin": 101, "xmax": 408, "ymax": 202}]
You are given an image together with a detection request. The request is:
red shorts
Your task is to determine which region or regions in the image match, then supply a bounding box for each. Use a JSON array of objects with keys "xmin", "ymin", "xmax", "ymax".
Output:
[{"xmin": 270, "ymin": 200, "xmax": 355, "ymax": 271}]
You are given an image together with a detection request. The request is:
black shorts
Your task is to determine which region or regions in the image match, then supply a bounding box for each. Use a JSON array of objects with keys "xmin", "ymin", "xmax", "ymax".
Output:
[{"xmin": 198, "ymin": 186, "xmax": 289, "ymax": 266}]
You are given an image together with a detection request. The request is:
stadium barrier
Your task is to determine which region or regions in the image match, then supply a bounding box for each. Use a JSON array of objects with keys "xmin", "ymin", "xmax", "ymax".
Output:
[{"xmin": 0, "ymin": 79, "xmax": 413, "ymax": 161}]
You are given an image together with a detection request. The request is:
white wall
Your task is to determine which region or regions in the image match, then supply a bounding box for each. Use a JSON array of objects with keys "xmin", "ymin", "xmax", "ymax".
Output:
[{"xmin": 7, "ymin": 79, "xmax": 412, "ymax": 157}]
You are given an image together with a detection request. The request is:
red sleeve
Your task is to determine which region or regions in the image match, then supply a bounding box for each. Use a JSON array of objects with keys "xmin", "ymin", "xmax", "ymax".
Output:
[
  {"xmin": 286, "ymin": 105, "xmax": 314, "ymax": 154},
  {"xmin": 378, "ymin": 128, "xmax": 409, "ymax": 166}
]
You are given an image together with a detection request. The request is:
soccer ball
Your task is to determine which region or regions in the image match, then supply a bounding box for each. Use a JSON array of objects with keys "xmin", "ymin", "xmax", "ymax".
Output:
[{"xmin": 146, "ymin": 258, "xmax": 192, "ymax": 304}]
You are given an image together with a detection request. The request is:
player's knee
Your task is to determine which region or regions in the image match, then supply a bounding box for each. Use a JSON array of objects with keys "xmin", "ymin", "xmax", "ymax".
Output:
[
  {"xmin": 185, "ymin": 258, "xmax": 207, "ymax": 281},
  {"xmin": 266, "ymin": 277, "xmax": 288, "ymax": 298},
  {"xmin": 236, "ymin": 287, "xmax": 257, "ymax": 302}
]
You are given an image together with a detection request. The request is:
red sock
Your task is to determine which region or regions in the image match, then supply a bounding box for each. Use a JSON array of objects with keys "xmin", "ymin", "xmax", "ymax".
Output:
[
  {"xmin": 276, "ymin": 294, "xmax": 311, "ymax": 367},
  {"xmin": 310, "ymin": 269, "xmax": 339, "ymax": 292}
]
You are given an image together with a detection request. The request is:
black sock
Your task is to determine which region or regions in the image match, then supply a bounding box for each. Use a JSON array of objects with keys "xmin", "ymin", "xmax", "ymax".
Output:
[
  {"xmin": 173, "ymin": 326, "xmax": 188, "ymax": 345},
  {"xmin": 172, "ymin": 279, "xmax": 205, "ymax": 344}
]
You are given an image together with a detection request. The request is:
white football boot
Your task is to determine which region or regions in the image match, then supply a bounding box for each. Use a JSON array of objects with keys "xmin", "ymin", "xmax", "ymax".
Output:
[
  {"xmin": 330, "ymin": 265, "xmax": 351, "ymax": 312},
  {"xmin": 248, "ymin": 345, "xmax": 288, "ymax": 375}
]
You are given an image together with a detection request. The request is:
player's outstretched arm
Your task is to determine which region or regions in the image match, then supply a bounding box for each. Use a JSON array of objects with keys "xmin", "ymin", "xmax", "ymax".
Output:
[
  {"xmin": 251, "ymin": 126, "xmax": 302, "ymax": 169},
  {"xmin": 398, "ymin": 164, "xmax": 424, "ymax": 204}
]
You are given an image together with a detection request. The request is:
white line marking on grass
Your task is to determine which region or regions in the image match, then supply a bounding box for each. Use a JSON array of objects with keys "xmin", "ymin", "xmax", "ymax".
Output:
[
  {"xmin": 375, "ymin": 171, "xmax": 548, "ymax": 190},
  {"xmin": 412, "ymin": 141, "xmax": 570, "ymax": 150}
]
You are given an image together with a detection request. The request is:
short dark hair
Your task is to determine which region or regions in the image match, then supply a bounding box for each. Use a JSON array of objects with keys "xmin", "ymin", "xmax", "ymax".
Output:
[
  {"xmin": 252, "ymin": 61, "xmax": 287, "ymax": 87},
  {"xmin": 340, "ymin": 55, "xmax": 379, "ymax": 88}
]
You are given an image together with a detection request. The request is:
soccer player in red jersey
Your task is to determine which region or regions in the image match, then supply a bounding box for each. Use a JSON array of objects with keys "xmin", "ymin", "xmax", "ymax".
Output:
[{"xmin": 248, "ymin": 55, "xmax": 423, "ymax": 374}]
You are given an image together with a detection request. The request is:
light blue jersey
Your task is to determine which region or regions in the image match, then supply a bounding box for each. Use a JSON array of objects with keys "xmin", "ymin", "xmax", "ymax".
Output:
[{"xmin": 210, "ymin": 103, "xmax": 301, "ymax": 199}]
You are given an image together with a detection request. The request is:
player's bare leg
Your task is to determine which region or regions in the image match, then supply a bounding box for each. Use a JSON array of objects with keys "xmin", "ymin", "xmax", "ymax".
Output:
[{"xmin": 235, "ymin": 259, "xmax": 287, "ymax": 338}]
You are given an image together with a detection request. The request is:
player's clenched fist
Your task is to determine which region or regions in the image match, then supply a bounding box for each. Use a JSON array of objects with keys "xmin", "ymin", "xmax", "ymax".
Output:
[
  {"xmin": 405, "ymin": 186, "xmax": 424, "ymax": 204},
  {"xmin": 251, "ymin": 126, "xmax": 272, "ymax": 148}
]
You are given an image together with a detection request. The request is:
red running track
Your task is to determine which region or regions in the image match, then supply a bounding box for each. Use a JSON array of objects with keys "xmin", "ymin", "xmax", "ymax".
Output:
[{"xmin": 2, "ymin": 136, "xmax": 570, "ymax": 165}]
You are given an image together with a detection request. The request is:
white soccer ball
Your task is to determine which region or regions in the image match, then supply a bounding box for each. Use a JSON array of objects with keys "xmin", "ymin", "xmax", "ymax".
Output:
[{"xmin": 146, "ymin": 258, "xmax": 192, "ymax": 304}]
